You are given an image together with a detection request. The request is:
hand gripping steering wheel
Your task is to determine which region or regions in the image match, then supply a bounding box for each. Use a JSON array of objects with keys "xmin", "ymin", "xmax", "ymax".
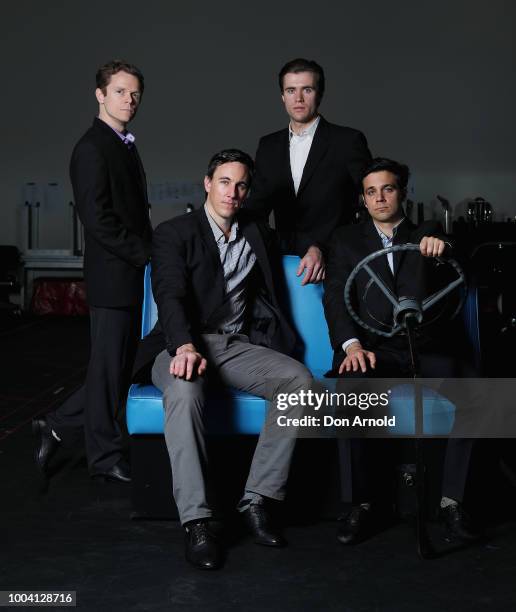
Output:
[{"xmin": 344, "ymin": 243, "xmax": 466, "ymax": 338}]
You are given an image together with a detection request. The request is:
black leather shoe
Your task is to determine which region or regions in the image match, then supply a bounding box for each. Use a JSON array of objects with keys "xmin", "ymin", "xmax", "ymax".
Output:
[
  {"xmin": 441, "ymin": 503, "xmax": 479, "ymax": 542},
  {"xmin": 241, "ymin": 504, "xmax": 286, "ymax": 547},
  {"xmin": 91, "ymin": 460, "xmax": 131, "ymax": 483},
  {"xmin": 32, "ymin": 417, "xmax": 60, "ymax": 474},
  {"xmin": 337, "ymin": 505, "xmax": 372, "ymax": 545},
  {"xmin": 184, "ymin": 520, "xmax": 223, "ymax": 570}
]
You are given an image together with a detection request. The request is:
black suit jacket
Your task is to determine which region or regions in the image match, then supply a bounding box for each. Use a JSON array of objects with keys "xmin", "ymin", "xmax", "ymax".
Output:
[
  {"xmin": 244, "ymin": 116, "xmax": 371, "ymax": 256},
  {"xmin": 71, "ymin": 117, "xmax": 152, "ymax": 307},
  {"xmin": 132, "ymin": 207, "xmax": 297, "ymax": 382},
  {"xmin": 323, "ymin": 218, "xmax": 458, "ymax": 368}
]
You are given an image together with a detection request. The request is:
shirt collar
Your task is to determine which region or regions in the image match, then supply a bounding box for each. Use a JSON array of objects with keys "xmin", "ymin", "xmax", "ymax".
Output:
[
  {"xmin": 374, "ymin": 217, "xmax": 405, "ymax": 243},
  {"xmin": 289, "ymin": 115, "xmax": 320, "ymax": 140},
  {"xmin": 108, "ymin": 123, "xmax": 136, "ymax": 146},
  {"xmin": 204, "ymin": 203, "xmax": 239, "ymax": 244}
]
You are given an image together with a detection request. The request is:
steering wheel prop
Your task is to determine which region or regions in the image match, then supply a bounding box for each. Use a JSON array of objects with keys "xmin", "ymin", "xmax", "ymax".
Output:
[{"xmin": 344, "ymin": 243, "xmax": 466, "ymax": 338}]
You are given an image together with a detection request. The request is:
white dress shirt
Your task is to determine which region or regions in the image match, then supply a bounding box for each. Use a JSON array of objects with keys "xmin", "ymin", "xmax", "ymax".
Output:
[{"xmin": 289, "ymin": 116, "xmax": 320, "ymax": 194}]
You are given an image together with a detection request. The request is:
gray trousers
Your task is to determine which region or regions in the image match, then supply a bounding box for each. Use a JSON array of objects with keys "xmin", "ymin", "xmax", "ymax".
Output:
[{"xmin": 151, "ymin": 334, "xmax": 312, "ymax": 525}]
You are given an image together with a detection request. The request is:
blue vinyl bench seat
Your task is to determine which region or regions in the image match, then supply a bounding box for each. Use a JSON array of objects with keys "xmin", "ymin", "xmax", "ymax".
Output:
[{"xmin": 127, "ymin": 256, "xmax": 480, "ymax": 438}]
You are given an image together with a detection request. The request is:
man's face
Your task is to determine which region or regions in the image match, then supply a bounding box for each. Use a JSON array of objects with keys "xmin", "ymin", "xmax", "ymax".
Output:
[
  {"xmin": 281, "ymin": 71, "xmax": 319, "ymax": 125},
  {"xmin": 204, "ymin": 162, "xmax": 250, "ymax": 222},
  {"xmin": 95, "ymin": 70, "xmax": 142, "ymax": 131},
  {"xmin": 362, "ymin": 171, "xmax": 404, "ymax": 224}
]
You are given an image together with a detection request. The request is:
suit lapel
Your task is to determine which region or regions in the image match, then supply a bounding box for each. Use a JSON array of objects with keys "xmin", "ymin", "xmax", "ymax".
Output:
[
  {"xmin": 195, "ymin": 208, "xmax": 225, "ymax": 308},
  {"xmin": 280, "ymin": 129, "xmax": 296, "ymax": 198},
  {"xmin": 392, "ymin": 218, "xmax": 414, "ymax": 279},
  {"xmin": 130, "ymin": 145, "xmax": 148, "ymax": 201},
  {"xmin": 296, "ymin": 116, "xmax": 329, "ymax": 196}
]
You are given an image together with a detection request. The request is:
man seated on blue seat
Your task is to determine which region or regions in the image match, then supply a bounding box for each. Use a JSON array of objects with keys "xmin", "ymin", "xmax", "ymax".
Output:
[
  {"xmin": 323, "ymin": 157, "xmax": 479, "ymax": 545},
  {"xmin": 132, "ymin": 149, "xmax": 312, "ymax": 570}
]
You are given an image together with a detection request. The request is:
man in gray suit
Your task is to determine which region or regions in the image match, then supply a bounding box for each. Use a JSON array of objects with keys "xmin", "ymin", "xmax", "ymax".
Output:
[{"xmin": 133, "ymin": 149, "xmax": 312, "ymax": 570}]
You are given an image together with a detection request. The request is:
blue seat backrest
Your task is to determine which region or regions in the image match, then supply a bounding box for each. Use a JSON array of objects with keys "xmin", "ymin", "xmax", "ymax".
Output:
[
  {"xmin": 140, "ymin": 259, "xmax": 480, "ymax": 374},
  {"xmin": 140, "ymin": 257, "xmax": 333, "ymax": 373},
  {"xmin": 280, "ymin": 256, "xmax": 333, "ymax": 373}
]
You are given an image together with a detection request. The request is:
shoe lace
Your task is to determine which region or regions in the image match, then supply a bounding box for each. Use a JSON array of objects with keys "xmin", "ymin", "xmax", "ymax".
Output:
[{"xmin": 188, "ymin": 522, "xmax": 211, "ymax": 546}]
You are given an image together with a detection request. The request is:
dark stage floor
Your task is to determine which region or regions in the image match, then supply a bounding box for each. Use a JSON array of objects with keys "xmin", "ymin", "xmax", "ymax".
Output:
[{"xmin": 1, "ymin": 314, "xmax": 516, "ymax": 611}]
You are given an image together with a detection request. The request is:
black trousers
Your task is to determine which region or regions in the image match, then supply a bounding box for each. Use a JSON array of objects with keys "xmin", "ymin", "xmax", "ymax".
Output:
[
  {"xmin": 47, "ymin": 306, "xmax": 140, "ymax": 473},
  {"xmin": 334, "ymin": 346, "xmax": 475, "ymax": 505}
]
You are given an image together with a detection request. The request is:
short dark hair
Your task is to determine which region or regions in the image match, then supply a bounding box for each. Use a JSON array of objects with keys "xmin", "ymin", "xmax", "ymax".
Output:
[
  {"xmin": 278, "ymin": 58, "xmax": 325, "ymax": 101},
  {"xmin": 96, "ymin": 59, "xmax": 145, "ymax": 94},
  {"xmin": 206, "ymin": 149, "xmax": 254, "ymax": 180},
  {"xmin": 360, "ymin": 157, "xmax": 410, "ymax": 193}
]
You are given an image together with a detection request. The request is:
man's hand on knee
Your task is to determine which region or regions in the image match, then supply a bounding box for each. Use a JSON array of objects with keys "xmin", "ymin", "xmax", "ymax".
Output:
[
  {"xmin": 339, "ymin": 342, "xmax": 376, "ymax": 374},
  {"xmin": 297, "ymin": 245, "xmax": 325, "ymax": 285},
  {"xmin": 170, "ymin": 343, "xmax": 207, "ymax": 380}
]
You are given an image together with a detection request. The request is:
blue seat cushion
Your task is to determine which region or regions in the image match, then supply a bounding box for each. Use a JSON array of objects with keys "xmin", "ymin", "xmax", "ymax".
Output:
[
  {"xmin": 127, "ymin": 384, "xmax": 267, "ymax": 435},
  {"xmin": 127, "ymin": 379, "xmax": 455, "ymax": 436}
]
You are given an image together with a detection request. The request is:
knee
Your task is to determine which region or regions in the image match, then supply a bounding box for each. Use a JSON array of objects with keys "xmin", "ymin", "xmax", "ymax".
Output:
[
  {"xmin": 284, "ymin": 361, "xmax": 313, "ymax": 384},
  {"xmin": 276, "ymin": 362, "xmax": 313, "ymax": 398},
  {"xmin": 162, "ymin": 377, "xmax": 205, "ymax": 416}
]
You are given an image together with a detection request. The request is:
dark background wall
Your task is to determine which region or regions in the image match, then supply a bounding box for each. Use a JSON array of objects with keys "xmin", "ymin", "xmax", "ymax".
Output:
[{"xmin": 2, "ymin": 0, "xmax": 515, "ymax": 248}]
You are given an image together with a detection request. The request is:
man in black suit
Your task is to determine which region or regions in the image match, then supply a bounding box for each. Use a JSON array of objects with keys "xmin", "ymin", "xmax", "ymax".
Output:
[
  {"xmin": 133, "ymin": 149, "xmax": 312, "ymax": 570},
  {"xmin": 244, "ymin": 58, "xmax": 371, "ymax": 284},
  {"xmin": 323, "ymin": 157, "xmax": 478, "ymax": 544},
  {"xmin": 33, "ymin": 60, "xmax": 152, "ymax": 482}
]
